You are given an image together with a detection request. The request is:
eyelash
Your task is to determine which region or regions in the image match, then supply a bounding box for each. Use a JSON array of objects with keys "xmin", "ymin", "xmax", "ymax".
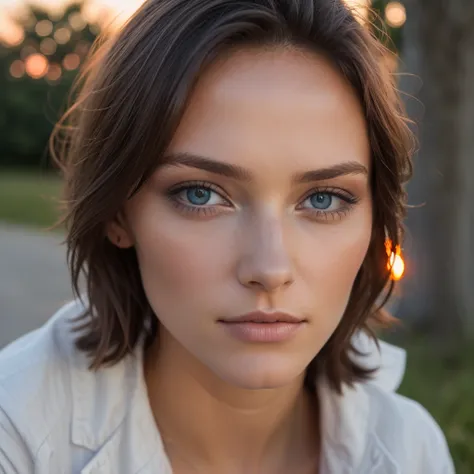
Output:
[
  {"xmin": 297, "ymin": 186, "xmax": 359, "ymax": 221},
  {"xmin": 166, "ymin": 181, "xmax": 359, "ymax": 221}
]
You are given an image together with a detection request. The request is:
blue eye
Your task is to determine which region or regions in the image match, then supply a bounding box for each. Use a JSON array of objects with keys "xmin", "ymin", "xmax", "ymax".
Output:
[
  {"xmin": 299, "ymin": 188, "xmax": 358, "ymax": 219},
  {"xmin": 186, "ymin": 187, "xmax": 212, "ymax": 205},
  {"xmin": 167, "ymin": 181, "xmax": 232, "ymax": 217},
  {"xmin": 169, "ymin": 183, "xmax": 229, "ymax": 209},
  {"xmin": 310, "ymin": 193, "xmax": 332, "ymax": 210}
]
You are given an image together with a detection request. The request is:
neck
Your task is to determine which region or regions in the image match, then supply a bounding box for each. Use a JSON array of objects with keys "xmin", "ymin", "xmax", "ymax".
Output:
[{"xmin": 144, "ymin": 332, "xmax": 320, "ymax": 474}]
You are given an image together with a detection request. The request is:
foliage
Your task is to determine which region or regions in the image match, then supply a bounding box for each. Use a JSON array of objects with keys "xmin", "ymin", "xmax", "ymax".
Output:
[
  {"xmin": 0, "ymin": 0, "xmax": 407, "ymax": 170},
  {"xmin": 397, "ymin": 337, "xmax": 474, "ymax": 474},
  {"xmin": 0, "ymin": 2, "xmax": 100, "ymax": 169}
]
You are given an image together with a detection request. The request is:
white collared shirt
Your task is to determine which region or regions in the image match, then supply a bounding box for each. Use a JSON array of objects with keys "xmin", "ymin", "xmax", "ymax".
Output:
[{"xmin": 0, "ymin": 300, "xmax": 455, "ymax": 473}]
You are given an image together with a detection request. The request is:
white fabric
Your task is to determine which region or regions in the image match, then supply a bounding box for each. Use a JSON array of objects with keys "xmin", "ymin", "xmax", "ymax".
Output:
[
  {"xmin": 0, "ymin": 300, "xmax": 455, "ymax": 474},
  {"xmin": 351, "ymin": 330, "xmax": 407, "ymax": 392}
]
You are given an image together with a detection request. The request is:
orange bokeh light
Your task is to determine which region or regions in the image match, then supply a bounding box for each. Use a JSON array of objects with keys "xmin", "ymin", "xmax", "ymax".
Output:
[
  {"xmin": 68, "ymin": 12, "xmax": 87, "ymax": 31},
  {"xmin": 54, "ymin": 27, "xmax": 71, "ymax": 45},
  {"xmin": 25, "ymin": 53, "xmax": 49, "ymax": 79},
  {"xmin": 63, "ymin": 53, "xmax": 81, "ymax": 71},
  {"xmin": 47, "ymin": 63, "xmax": 62, "ymax": 82},
  {"xmin": 3, "ymin": 28, "xmax": 24, "ymax": 47},
  {"xmin": 9, "ymin": 60, "xmax": 25, "ymax": 79},
  {"xmin": 385, "ymin": 1, "xmax": 407, "ymax": 28},
  {"xmin": 74, "ymin": 40, "xmax": 91, "ymax": 57},
  {"xmin": 385, "ymin": 239, "xmax": 405, "ymax": 281},
  {"xmin": 35, "ymin": 19, "xmax": 53, "ymax": 37},
  {"xmin": 40, "ymin": 38, "xmax": 57, "ymax": 56}
]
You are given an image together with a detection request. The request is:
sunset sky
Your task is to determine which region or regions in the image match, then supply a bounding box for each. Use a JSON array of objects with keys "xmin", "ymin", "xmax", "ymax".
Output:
[
  {"xmin": 0, "ymin": 0, "xmax": 144, "ymax": 13},
  {"xmin": 0, "ymin": 0, "xmax": 148, "ymax": 44}
]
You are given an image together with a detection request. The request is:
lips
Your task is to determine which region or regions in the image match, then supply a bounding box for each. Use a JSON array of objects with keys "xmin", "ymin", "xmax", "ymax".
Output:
[
  {"xmin": 219, "ymin": 310, "xmax": 305, "ymax": 324},
  {"xmin": 218, "ymin": 311, "xmax": 305, "ymax": 343}
]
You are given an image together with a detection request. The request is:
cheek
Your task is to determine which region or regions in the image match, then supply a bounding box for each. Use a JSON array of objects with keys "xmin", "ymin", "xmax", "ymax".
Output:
[
  {"xmin": 127, "ymin": 200, "xmax": 235, "ymax": 304},
  {"xmin": 298, "ymin": 215, "xmax": 372, "ymax": 309}
]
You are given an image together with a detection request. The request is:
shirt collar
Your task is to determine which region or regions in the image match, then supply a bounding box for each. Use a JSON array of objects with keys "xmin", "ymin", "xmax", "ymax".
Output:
[
  {"xmin": 318, "ymin": 334, "xmax": 406, "ymax": 474},
  {"xmin": 58, "ymin": 298, "xmax": 170, "ymax": 473},
  {"xmin": 351, "ymin": 331, "xmax": 407, "ymax": 392}
]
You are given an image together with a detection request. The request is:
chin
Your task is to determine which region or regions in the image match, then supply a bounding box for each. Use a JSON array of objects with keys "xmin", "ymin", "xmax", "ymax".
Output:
[{"xmin": 212, "ymin": 354, "xmax": 308, "ymax": 390}]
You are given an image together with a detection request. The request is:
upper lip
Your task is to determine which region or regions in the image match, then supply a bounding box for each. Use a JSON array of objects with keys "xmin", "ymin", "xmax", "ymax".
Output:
[{"xmin": 220, "ymin": 311, "xmax": 305, "ymax": 324}]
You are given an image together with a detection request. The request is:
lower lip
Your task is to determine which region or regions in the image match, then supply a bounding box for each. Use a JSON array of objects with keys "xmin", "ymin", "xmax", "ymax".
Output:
[{"xmin": 218, "ymin": 321, "xmax": 304, "ymax": 343}]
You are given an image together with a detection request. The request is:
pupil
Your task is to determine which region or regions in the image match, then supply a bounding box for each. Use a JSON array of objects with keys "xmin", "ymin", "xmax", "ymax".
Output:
[{"xmin": 187, "ymin": 187, "xmax": 210, "ymax": 205}]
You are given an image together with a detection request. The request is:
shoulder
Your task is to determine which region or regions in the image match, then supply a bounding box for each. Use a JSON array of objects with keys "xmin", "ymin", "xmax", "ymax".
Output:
[
  {"xmin": 0, "ymin": 300, "xmax": 84, "ymax": 466},
  {"xmin": 327, "ymin": 336, "xmax": 455, "ymax": 473},
  {"xmin": 0, "ymin": 299, "xmax": 148, "ymax": 473},
  {"xmin": 363, "ymin": 382, "xmax": 455, "ymax": 473},
  {"xmin": 355, "ymin": 335, "xmax": 454, "ymax": 472}
]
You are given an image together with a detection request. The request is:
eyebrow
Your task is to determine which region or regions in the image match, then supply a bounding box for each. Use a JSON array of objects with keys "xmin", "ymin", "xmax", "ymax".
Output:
[
  {"xmin": 161, "ymin": 152, "xmax": 368, "ymax": 183},
  {"xmin": 293, "ymin": 161, "xmax": 368, "ymax": 182},
  {"xmin": 162, "ymin": 152, "xmax": 252, "ymax": 181}
]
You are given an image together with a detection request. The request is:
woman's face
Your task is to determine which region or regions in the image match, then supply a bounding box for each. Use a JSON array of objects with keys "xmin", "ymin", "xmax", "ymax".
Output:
[{"xmin": 118, "ymin": 47, "xmax": 372, "ymax": 389}]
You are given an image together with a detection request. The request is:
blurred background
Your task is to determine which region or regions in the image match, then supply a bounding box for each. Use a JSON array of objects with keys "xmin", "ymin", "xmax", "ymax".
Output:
[{"xmin": 0, "ymin": 0, "xmax": 473, "ymax": 470}]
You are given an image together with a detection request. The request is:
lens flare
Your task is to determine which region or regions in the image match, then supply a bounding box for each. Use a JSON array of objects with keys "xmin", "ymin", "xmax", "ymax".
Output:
[{"xmin": 385, "ymin": 239, "xmax": 405, "ymax": 281}]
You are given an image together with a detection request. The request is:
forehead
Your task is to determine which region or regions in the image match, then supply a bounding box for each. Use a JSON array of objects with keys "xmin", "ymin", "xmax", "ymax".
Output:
[{"xmin": 168, "ymin": 47, "xmax": 370, "ymax": 174}]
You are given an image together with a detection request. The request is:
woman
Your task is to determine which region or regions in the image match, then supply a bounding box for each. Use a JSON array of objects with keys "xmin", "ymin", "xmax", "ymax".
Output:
[{"xmin": 0, "ymin": 0, "xmax": 454, "ymax": 472}]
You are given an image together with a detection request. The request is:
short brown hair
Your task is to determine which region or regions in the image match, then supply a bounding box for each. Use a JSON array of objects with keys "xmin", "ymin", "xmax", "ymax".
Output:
[{"xmin": 51, "ymin": 0, "xmax": 414, "ymax": 393}]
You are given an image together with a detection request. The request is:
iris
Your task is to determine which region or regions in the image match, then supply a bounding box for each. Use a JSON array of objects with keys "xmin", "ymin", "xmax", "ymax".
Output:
[
  {"xmin": 310, "ymin": 193, "xmax": 332, "ymax": 210},
  {"xmin": 186, "ymin": 187, "xmax": 211, "ymax": 205}
]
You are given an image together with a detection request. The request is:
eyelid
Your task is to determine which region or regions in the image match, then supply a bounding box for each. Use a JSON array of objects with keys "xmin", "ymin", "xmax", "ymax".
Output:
[
  {"xmin": 168, "ymin": 180, "xmax": 224, "ymax": 194},
  {"xmin": 168, "ymin": 180, "xmax": 232, "ymax": 203}
]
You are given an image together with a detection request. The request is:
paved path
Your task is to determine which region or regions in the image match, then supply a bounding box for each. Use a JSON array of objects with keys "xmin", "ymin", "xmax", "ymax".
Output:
[{"xmin": 0, "ymin": 224, "xmax": 74, "ymax": 348}]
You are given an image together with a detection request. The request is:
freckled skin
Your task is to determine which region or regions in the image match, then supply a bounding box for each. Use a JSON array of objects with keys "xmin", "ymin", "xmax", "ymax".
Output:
[{"xmin": 110, "ymin": 47, "xmax": 372, "ymax": 473}]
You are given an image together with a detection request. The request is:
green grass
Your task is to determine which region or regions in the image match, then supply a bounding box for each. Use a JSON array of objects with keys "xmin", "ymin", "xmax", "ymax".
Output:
[
  {"xmin": 0, "ymin": 170, "xmax": 62, "ymax": 229},
  {"xmin": 397, "ymin": 337, "xmax": 474, "ymax": 474}
]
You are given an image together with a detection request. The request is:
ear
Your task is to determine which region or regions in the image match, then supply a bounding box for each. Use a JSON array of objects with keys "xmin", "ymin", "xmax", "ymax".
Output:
[{"xmin": 106, "ymin": 212, "xmax": 134, "ymax": 249}]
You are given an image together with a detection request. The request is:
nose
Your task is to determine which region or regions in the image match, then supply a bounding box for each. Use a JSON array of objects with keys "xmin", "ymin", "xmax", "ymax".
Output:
[{"xmin": 237, "ymin": 215, "xmax": 294, "ymax": 293}]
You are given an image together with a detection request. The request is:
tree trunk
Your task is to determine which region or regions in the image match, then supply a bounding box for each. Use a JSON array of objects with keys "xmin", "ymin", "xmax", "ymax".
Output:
[{"xmin": 397, "ymin": 0, "xmax": 474, "ymax": 339}]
